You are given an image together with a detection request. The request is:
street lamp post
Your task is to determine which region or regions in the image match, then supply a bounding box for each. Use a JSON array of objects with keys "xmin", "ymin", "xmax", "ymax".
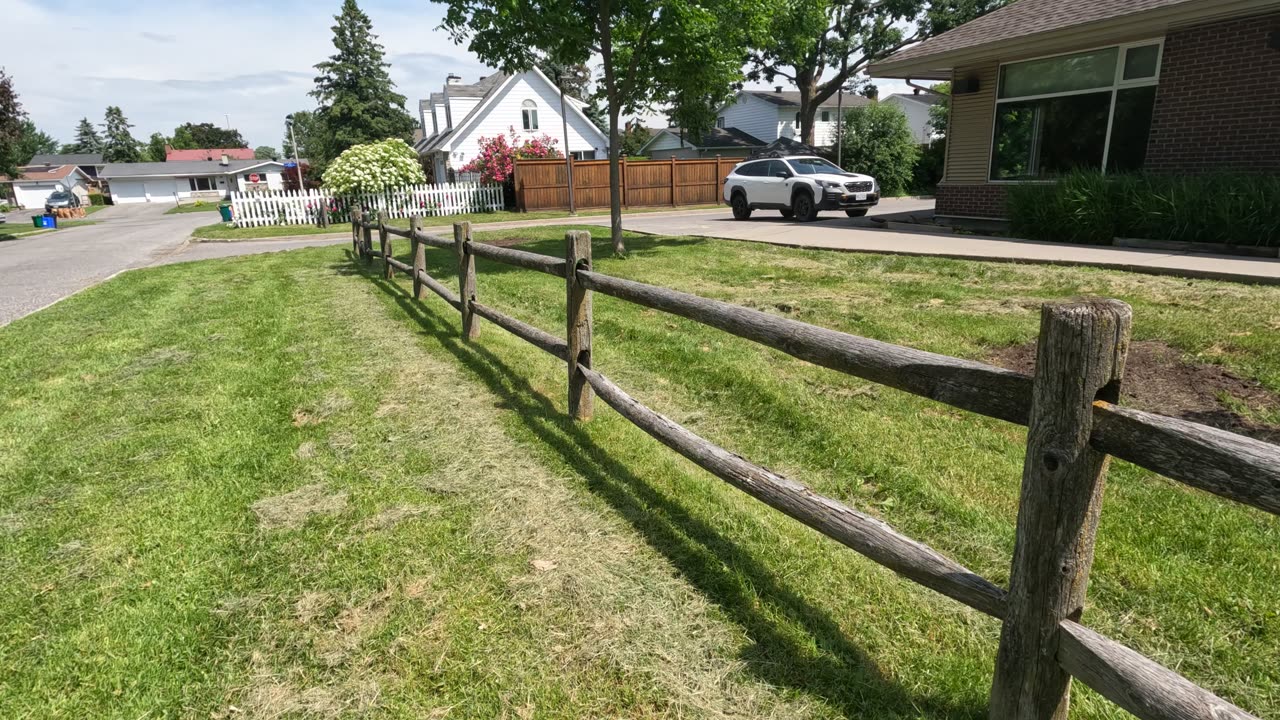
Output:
[{"xmin": 557, "ymin": 71, "xmax": 577, "ymax": 216}]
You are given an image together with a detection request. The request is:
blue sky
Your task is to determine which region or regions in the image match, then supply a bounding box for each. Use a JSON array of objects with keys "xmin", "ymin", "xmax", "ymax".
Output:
[{"xmin": 2, "ymin": 0, "xmax": 912, "ymax": 150}]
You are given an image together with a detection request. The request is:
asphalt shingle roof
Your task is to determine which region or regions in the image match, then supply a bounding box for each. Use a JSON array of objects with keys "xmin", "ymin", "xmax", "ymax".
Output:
[
  {"xmin": 667, "ymin": 127, "xmax": 766, "ymax": 149},
  {"xmin": 99, "ymin": 160, "xmax": 282, "ymax": 178},
  {"xmin": 29, "ymin": 153, "xmax": 103, "ymax": 166},
  {"xmin": 876, "ymin": 0, "xmax": 1195, "ymax": 67}
]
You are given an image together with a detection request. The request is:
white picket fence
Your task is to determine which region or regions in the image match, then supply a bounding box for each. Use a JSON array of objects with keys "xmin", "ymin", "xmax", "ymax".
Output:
[{"xmin": 229, "ymin": 182, "xmax": 504, "ymax": 228}]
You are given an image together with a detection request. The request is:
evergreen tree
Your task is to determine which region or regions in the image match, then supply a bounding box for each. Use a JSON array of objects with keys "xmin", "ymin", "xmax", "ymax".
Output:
[
  {"xmin": 101, "ymin": 106, "xmax": 142, "ymax": 163},
  {"xmin": 68, "ymin": 117, "xmax": 104, "ymax": 154},
  {"xmin": 310, "ymin": 0, "xmax": 415, "ymax": 166},
  {"xmin": 0, "ymin": 68, "xmax": 27, "ymax": 178}
]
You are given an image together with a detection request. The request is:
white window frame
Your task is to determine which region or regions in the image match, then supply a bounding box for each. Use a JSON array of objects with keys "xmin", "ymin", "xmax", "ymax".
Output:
[
  {"xmin": 715, "ymin": 117, "xmax": 725, "ymax": 128},
  {"xmin": 521, "ymin": 100, "xmax": 539, "ymax": 131},
  {"xmin": 987, "ymin": 38, "xmax": 1164, "ymax": 183}
]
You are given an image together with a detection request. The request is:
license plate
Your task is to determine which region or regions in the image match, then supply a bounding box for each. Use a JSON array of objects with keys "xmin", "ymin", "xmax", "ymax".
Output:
[{"xmin": 854, "ymin": 192, "xmax": 867, "ymax": 201}]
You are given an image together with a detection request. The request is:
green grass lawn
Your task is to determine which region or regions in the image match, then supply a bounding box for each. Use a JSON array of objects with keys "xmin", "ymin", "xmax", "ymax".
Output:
[
  {"xmin": 1, "ymin": 215, "xmax": 102, "ymax": 240},
  {"xmin": 2, "ymin": 230, "xmax": 1278, "ymax": 718},
  {"xmin": 190, "ymin": 204, "xmax": 722, "ymax": 241},
  {"xmin": 165, "ymin": 202, "xmax": 223, "ymax": 215}
]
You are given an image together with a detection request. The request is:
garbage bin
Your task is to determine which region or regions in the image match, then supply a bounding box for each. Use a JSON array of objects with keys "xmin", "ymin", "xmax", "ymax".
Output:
[
  {"xmin": 32, "ymin": 215, "xmax": 43, "ymax": 228},
  {"xmin": 35, "ymin": 214, "xmax": 56, "ymax": 229},
  {"xmin": 218, "ymin": 203, "xmax": 233, "ymax": 222}
]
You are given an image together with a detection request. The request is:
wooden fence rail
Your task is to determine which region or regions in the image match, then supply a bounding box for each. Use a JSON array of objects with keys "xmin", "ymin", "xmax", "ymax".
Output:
[{"xmin": 351, "ymin": 209, "xmax": 1272, "ymax": 720}]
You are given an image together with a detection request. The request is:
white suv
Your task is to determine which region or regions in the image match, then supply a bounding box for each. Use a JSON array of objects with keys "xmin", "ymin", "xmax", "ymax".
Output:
[{"xmin": 723, "ymin": 155, "xmax": 878, "ymax": 222}]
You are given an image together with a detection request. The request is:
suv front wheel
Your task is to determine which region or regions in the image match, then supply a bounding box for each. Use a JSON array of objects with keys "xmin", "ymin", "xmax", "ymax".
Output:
[
  {"xmin": 731, "ymin": 193, "xmax": 752, "ymax": 220},
  {"xmin": 792, "ymin": 191, "xmax": 819, "ymax": 222}
]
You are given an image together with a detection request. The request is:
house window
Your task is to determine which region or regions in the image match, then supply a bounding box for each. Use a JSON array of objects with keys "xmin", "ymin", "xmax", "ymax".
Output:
[
  {"xmin": 571, "ymin": 151, "xmax": 593, "ymax": 161},
  {"xmin": 521, "ymin": 100, "xmax": 539, "ymax": 130},
  {"xmin": 188, "ymin": 177, "xmax": 215, "ymax": 191},
  {"xmin": 990, "ymin": 40, "xmax": 1162, "ymax": 180},
  {"xmin": 715, "ymin": 117, "xmax": 725, "ymax": 129},
  {"xmin": 821, "ymin": 111, "xmax": 830, "ymax": 122}
]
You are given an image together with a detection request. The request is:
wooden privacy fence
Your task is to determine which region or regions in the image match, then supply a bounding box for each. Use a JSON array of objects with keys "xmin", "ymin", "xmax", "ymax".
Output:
[
  {"xmin": 352, "ymin": 209, "xmax": 1278, "ymax": 720},
  {"xmin": 513, "ymin": 156, "xmax": 741, "ymax": 212},
  {"xmin": 230, "ymin": 183, "xmax": 502, "ymax": 228}
]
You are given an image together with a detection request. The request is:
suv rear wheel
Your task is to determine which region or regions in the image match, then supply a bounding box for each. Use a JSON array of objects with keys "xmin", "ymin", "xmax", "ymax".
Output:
[
  {"xmin": 731, "ymin": 193, "xmax": 752, "ymax": 220},
  {"xmin": 792, "ymin": 191, "xmax": 819, "ymax": 222}
]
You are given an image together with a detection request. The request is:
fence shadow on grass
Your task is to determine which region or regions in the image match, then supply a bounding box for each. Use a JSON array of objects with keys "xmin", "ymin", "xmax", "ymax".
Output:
[{"xmin": 355, "ymin": 252, "xmax": 986, "ymax": 719}]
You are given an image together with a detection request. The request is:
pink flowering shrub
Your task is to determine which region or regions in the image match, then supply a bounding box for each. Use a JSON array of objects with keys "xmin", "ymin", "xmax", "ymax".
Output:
[{"xmin": 460, "ymin": 128, "xmax": 562, "ymax": 184}]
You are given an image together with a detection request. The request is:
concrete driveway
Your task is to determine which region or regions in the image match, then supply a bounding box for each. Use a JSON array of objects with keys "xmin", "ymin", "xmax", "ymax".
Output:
[{"xmin": 0, "ymin": 203, "xmax": 209, "ymax": 326}]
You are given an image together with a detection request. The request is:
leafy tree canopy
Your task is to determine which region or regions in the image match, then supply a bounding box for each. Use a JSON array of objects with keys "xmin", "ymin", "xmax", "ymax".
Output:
[
  {"xmin": 101, "ymin": 106, "xmax": 142, "ymax": 163},
  {"xmin": 836, "ymin": 102, "xmax": 918, "ymax": 195},
  {"xmin": 926, "ymin": 81, "xmax": 950, "ymax": 137},
  {"xmin": 748, "ymin": 0, "xmax": 1004, "ymax": 145},
  {"xmin": 254, "ymin": 146, "xmax": 279, "ymax": 160},
  {"xmin": 15, "ymin": 121, "xmax": 59, "ymax": 165},
  {"xmin": 310, "ymin": 0, "xmax": 416, "ymax": 167},
  {"xmin": 171, "ymin": 122, "xmax": 247, "ymax": 149},
  {"xmin": 144, "ymin": 133, "xmax": 169, "ymax": 162},
  {"xmin": 437, "ymin": 0, "xmax": 768, "ymax": 253},
  {"xmin": 282, "ymin": 110, "xmax": 321, "ymax": 159}
]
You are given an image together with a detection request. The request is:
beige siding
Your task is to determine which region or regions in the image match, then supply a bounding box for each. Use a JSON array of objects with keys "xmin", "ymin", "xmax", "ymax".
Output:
[{"xmin": 944, "ymin": 63, "xmax": 999, "ymax": 183}]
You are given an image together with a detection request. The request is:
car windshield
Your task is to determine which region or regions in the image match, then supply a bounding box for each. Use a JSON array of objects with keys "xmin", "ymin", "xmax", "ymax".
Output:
[
  {"xmin": 786, "ymin": 158, "xmax": 843, "ymax": 175},
  {"xmin": 48, "ymin": 192, "xmax": 72, "ymax": 201}
]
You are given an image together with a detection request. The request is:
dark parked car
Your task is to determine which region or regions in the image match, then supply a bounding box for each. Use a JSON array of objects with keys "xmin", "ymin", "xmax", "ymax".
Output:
[{"xmin": 44, "ymin": 191, "xmax": 82, "ymax": 213}]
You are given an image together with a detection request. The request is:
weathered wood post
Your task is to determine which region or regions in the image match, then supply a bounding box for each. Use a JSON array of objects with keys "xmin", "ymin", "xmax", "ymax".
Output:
[
  {"xmin": 379, "ymin": 211, "xmax": 393, "ymax": 279},
  {"xmin": 361, "ymin": 212, "xmax": 373, "ymax": 263},
  {"xmin": 989, "ymin": 299, "xmax": 1132, "ymax": 720},
  {"xmin": 352, "ymin": 209, "xmax": 362, "ymax": 256},
  {"xmin": 453, "ymin": 221, "xmax": 479, "ymax": 339},
  {"xmin": 410, "ymin": 216, "xmax": 426, "ymax": 300},
  {"xmin": 566, "ymin": 230, "xmax": 593, "ymax": 420}
]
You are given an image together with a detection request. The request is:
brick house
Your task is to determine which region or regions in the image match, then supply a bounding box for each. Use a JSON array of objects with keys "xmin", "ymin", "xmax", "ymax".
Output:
[{"xmin": 869, "ymin": 0, "xmax": 1280, "ymax": 221}]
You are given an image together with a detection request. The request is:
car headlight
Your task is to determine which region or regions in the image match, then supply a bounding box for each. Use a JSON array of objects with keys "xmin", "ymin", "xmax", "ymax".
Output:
[{"xmin": 821, "ymin": 180, "xmax": 842, "ymax": 189}]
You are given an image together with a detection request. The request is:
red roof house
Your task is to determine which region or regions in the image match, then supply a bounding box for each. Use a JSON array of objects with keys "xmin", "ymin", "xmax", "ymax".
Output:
[{"xmin": 165, "ymin": 147, "xmax": 256, "ymax": 162}]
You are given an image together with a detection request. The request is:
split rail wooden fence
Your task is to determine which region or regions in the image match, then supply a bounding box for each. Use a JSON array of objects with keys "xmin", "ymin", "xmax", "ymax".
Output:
[
  {"xmin": 353, "ymin": 209, "xmax": 1277, "ymax": 720},
  {"xmin": 513, "ymin": 156, "xmax": 741, "ymax": 212}
]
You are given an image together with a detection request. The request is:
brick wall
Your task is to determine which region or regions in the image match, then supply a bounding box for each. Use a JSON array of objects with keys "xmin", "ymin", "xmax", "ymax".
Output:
[
  {"xmin": 1145, "ymin": 13, "xmax": 1280, "ymax": 173},
  {"xmin": 935, "ymin": 183, "xmax": 1008, "ymax": 219}
]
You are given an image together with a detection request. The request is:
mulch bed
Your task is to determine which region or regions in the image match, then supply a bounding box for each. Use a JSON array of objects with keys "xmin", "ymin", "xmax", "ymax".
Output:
[{"xmin": 990, "ymin": 340, "xmax": 1280, "ymax": 443}]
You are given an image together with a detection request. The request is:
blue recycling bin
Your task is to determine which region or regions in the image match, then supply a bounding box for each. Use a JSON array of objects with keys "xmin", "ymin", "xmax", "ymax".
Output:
[{"xmin": 39, "ymin": 214, "xmax": 57, "ymax": 228}]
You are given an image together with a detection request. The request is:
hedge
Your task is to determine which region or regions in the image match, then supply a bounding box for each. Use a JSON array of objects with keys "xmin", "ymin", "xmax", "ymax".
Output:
[{"xmin": 1006, "ymin": 171, "xmax": 1280, "ymax": 247}]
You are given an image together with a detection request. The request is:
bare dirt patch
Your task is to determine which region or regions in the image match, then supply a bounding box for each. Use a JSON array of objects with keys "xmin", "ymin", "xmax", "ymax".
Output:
[
  {"xmin": 252, "ymin": 484, "xmax": 350, "ymax": 531},
  {"xmin": 990, "ymin": 339, "xmax": 1280, "ymax": 442}
]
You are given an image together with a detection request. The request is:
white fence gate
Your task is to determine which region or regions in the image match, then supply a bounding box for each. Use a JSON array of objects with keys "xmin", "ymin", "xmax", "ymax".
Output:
[{"xmin": 229, "ymin": 183, "xmax": 504, "ymax": 228}]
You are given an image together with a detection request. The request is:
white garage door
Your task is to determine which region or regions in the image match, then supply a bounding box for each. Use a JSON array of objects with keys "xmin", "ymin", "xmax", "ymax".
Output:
[
  {"xmin": 112, "ymin": 179, "xmax": 149, "ymax": 204},
  {"xmin": 13, "ymin": 183, "xmax": 55, "ymax": 209}
]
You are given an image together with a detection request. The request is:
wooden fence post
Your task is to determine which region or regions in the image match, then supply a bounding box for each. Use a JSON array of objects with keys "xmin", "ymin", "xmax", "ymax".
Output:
[
  {"xmin": 351, "ymin": 209, "xmax": 361, "ymax": 256},
  {"xmin": 454, "ymin": 221, "xmax": 479, "ymax": 339},
  {"xmin": 989, "ymin": 300, "xmax": 1132, "ymax": 720},
  {"xmin": 411, "ymin": 216, "xmax": 426, "ymax": 300},
  {"xmin": 378, "ymin": 211, "xmax": 393, "ymax": 279},
  {"xmin": 361, "ymin": 212, "xmax": 373, "ymax": 263},
  {"xmin": 620, "ymin": 156, "xmax": 628, "ymax": 209},
  {"xmin": 566, "ymin": 230, "xmax": 593, "ymax": 420},
  {"xmin": 670, "ymin": 155, "xmax": 678, "ymax": 207}
]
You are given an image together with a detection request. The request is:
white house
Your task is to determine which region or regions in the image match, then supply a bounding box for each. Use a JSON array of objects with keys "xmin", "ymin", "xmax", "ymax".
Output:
[
  {"xmin": 714, "ymin": 88, "xmax": 872, "ymax": 147},
  {"xmin": 883, "ymin": 91, "xmax": 947, "ymax": 144},
  {"xmin": 638, "ymin": 127, "xmax": 765, "ymax": 159},
  {"xmin": 416, "ymin": 69, "xmax": 608, "ymax": 181},
  {"xmin": 100, "ymin": 158, "xmax": 286, "ymax": 205},
  {"xmin": 2, "ymin": 164, "xmax": 92, "ymax": 209}
]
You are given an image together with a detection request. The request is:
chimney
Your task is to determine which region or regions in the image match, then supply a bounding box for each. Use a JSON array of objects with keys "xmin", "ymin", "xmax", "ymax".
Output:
[
  {"xmin": 446, "ymin": 73, "xmax": 462, "ymax": 85},
  {"xmin": 775, "ymin": 85, "xmax": 783, "ymax": 93},
  {"xmin": 220, "ymin": 153, "xmax": 230, "ymax": 166}
]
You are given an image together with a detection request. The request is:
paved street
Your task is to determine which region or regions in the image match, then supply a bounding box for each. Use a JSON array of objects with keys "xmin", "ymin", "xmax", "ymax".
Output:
[{"xmin": 0, "ymin": 203, "xmax": 207, "ymax": 326}]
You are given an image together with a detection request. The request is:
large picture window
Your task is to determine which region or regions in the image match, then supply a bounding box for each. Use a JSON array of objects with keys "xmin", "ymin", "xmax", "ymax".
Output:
[{"xmin": 991, "ymin": 41, "xmax": 1161, "ymax": 180}]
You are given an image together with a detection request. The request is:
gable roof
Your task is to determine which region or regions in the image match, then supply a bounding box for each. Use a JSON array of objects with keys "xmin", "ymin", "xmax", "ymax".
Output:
[
  {"xmin": 870, "ymin": 0, "xmax": 1273, "ymax": 77},
  {"xmin": 166, "ymin": 147, "xmax": 256, "ymax": 162},
  {"xmin": 29, "ymin": 153, "xmax": 103, "ymax": 166},
  {"xmin": 0, "ymin": 164, "xmax": 89, "ymax": 184},
  {"xmin": 639, "ymin": 127, "xmax": 766, "ymax": 153},
  {"xmin": 423, "ymin": 68, "xmax": 607, "ymax": 154},
  {"xmin": 885, "ymin": 92, "xmax": 948, "ymax": 106},
  {"xmin": 99, "ymin": 160, "xmax": 283, "ymax": 179},
  {"xmin": 744, "ymin": 90, "xmax": 871, "ymax": 110}
]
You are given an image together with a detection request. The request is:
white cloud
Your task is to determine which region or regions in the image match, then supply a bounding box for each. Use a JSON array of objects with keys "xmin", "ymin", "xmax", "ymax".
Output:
[{"xmin": 0, "ymin": 0, "xmax": 488, "ymax": 148}]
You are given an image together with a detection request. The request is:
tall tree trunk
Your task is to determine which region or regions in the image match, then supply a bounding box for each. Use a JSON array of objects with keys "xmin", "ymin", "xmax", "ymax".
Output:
[
  {"xmin": 798, "ymin": 74, "xmax": 818, "ymax": 146},
  {"xmin": 598, "ymin": 1, "xmax": 625, "ymax": 255}
]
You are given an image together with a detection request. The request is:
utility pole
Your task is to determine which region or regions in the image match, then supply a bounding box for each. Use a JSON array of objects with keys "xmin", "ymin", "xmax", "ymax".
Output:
[
  {"xmin": 557, "ymin": 69, "xmax": 577, "ymax": 216},
  {"xmin": 836, "ymin": 86, "xmax": 844, "ymax": 168}
]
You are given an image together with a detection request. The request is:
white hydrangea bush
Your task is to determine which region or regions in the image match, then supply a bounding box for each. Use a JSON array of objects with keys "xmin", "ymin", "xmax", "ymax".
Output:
[{"xmin": 322, "ymin": 139, "xmax": 426, "ymax": 195}]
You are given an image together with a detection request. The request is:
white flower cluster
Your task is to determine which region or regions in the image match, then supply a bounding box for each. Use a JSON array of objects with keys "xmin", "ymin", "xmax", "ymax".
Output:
[{"xmin": 322, "ymin": 139, "xmax": 427, "ymax": 195}]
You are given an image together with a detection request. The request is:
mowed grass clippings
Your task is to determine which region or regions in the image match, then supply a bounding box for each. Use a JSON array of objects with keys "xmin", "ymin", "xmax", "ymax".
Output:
[{"xmin": 0, "ymin": 229, "xmax": 1275, "ymax": 718}]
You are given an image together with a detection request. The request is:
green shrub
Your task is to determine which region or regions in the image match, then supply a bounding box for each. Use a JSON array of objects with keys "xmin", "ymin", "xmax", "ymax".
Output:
[
  {"xmin": 87, "ymin": 192, "xmax": 106, "ymax": 206},
  {"xmin": 835, "ymin": 103, "xmax": 919, "ymax": 196},
  {"xmin": 1007, "ymin": 171, "xmax": 1280, "ymax": 247}
]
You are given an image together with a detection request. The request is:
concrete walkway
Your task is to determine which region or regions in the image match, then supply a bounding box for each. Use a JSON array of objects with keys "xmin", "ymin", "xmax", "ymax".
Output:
[{"xmin": 161, "ymin": 199, "xmax": 1280, "ymax": 284}]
